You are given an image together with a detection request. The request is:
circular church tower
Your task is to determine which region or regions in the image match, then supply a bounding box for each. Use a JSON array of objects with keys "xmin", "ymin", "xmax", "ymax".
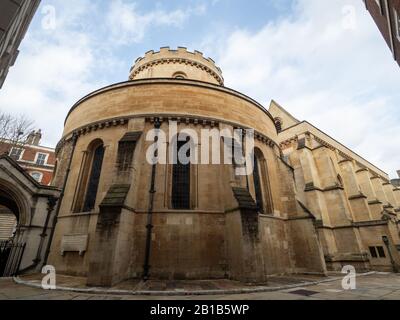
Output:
[{"xmin": 48, "ymin": 47, "xmax": 326, "ymax": 286}]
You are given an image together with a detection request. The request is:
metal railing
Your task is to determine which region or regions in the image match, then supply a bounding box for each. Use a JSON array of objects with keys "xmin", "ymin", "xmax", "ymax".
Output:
[{"xmin": 0, "ymin": 240, "xmax": 26, "ymax": 277}]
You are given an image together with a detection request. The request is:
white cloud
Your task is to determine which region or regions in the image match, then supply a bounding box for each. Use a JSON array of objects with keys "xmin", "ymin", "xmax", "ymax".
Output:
[
  {"xmin": 200, "ymin": 0, "xmax": 400, "ymax": 177},
  {"xmin": 0, "ymin": 0, "xmax": 104, "ymax": 147},
  {"xmin": 106, "ymin": 0, "xmax": 206, "ymax": 44}
]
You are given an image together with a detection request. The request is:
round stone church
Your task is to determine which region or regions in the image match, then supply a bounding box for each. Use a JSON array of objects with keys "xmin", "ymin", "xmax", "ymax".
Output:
[{"xmin": 48, "ymin": 47, "xmax": 326, "ymax": 286}]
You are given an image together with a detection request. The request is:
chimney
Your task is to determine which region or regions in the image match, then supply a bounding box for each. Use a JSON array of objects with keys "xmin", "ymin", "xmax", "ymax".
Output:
[
  {"xmin": 32, "ymin": 129, "xmax": 42, "ymax": 146},
  {"xmin": 26, "ymin": 130, "xmax": 36, "ymax": 145},
  {"xmin": 26, "ymin": 129, "xmax": 42, "ymax": 146}
]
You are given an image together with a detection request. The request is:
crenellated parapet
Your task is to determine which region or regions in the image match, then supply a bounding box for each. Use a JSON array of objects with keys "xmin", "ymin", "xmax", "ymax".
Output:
[{"xmin": 129, "ymin": 47, "xmax": 224, "ymax": 85}]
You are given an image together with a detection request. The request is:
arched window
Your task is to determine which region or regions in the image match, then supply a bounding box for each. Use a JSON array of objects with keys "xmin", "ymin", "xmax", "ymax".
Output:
[
  {"xmin": 82, "ymin": 144, "xmax": 105, "ymax": 212},
  {"xmin": 171, "ymin": 136, "xmax": 191, "ymax": 209},
  {"xmin": 274, "ymin": 118, "xmax": 283, "ymax": 133},
  {"xmin": 252, "ymin": 148, "xmax": 274, "ymax": 214},
  {"xmin": 253, "ymin": 154, "xmax": 264, "ymax": 213},
  {"xmin": 172, "ymin": 71, "xmax": 187, "ymax": 79},
  {"xmin": 30, "ymin": 172, "xmax": 43, "ymax": 183},
  {"xmin": 74, "ymin": 140, "xmax": 105, "ymax": 213}
]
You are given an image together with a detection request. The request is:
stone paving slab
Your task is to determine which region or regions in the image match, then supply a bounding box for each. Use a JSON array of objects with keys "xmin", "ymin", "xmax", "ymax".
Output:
[
  {"xmin": 1, "ymin": 272, "xmax": 400, "ymax": 300},
  {"xmin": 12, "ymin": 272, "xmax": 375, "ymax": 296}
]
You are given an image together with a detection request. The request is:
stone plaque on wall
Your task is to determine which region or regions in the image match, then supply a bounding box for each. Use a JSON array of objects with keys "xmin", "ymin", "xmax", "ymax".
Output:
[{"xmin": 61, "ymin": 234, "xmax": 89, "ymax": 256}]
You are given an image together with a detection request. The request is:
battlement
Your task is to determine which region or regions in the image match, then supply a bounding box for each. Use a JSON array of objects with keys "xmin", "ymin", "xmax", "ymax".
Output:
[{"xmin": 129, "ymin": 47, "xmax": 224, "ymax": 85}]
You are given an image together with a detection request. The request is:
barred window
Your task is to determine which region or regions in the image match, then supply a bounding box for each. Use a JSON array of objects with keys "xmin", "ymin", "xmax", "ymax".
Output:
[
  {"xmin": 172, "ymin": 139, "xmax": 191, "ymax": 210},
  {"xmin": 117, "ymin": 141, "xmax": 136, "ymax": 173}
]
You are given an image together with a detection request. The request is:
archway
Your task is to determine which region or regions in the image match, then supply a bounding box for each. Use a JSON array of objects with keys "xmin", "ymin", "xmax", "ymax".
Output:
[{"xmin": 0, "ymin": 180, "xmax": 27, "ymax": 277}]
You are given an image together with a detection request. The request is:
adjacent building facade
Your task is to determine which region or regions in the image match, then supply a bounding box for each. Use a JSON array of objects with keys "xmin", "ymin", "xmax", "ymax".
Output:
[
  {"xmin": 0, "ymin": 0, "xmax": 41, "ymax": 88},
  {"xmin": 0, "ymin": 130, "xmax": 56, "ymax": 186},
  {"xmin": 0, "ymin": 130, "xmax": 55, "ymax": 244},
  {"xmin": 364, "ymin": 0, "xmax": 400, "ymax": 67},
  {"xmin": 0, "ymin": 155, "xmax": 59, "ymax": 275},
  {"xmin": 392, "ymin": 171, "xmax": 400, "ymax": 187},
  {"xmin": 270, "ymin": 101, "xmax": 400, "ymax": 272}
]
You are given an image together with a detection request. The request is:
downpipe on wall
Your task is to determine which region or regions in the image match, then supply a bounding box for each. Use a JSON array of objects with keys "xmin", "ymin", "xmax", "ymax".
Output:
[{"xmin": 142, "ymin": 118, "xmax": 161, "ymax": 281}]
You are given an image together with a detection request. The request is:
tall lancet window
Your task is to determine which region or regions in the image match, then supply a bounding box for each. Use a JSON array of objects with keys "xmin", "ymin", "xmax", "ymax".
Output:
[
  {"xmin": 172, "ymin": 137, "xmax": 191, "ymax": 209},
  {"xmin": 78, "ymin": 142, "xmax": 105, "ymax": 212},
  {"xmin": 253, "ymin": 153, "xmax": 264, "ymax": 213},
  {"xmin": 252, "ymin": 148, "xmax": 274, "ymax": 214}
]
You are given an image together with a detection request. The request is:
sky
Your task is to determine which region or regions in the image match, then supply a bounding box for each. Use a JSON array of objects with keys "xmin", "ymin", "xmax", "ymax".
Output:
[{"xmin": 0, "ymin": 0, "xmax": 399, "ymax": 177}]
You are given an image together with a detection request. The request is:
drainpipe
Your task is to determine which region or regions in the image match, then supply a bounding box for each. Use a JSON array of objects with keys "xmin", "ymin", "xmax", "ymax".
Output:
[
  {"xmin": 42, "ymin": 133, "xmax": 78, "ymax": 267},
  {"xmin": 142, "ymin": 118, "xmax": 161, "ymax": 281},
  {"xmin": 32, "ymin": 195, "xmax": 57, "ymax": 268}
]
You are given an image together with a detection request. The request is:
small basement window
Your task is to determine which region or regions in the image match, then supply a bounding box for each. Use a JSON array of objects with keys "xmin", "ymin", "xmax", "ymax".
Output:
[
  {"xmin": 369, "ymin": 246, "xmax": 378, "ymax": 258},
  {"xmin": 377, "ymin": 246, "xmax": 386, "ymax": 258},
  {"xmin": 369, "ymin": 246, "xmax": 386, "ymax": 258}
]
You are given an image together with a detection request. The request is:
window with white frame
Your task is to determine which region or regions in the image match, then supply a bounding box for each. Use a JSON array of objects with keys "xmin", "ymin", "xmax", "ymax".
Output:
[
  {"xmin": 9, "ymin": 147, "xmax": 23, "ymax": 160},
  {"xmin": 30, "ymin": 172, "xmax": 43, "ymax": 182},
  {"xmin": 375, "ymin": 0, "xmax": 385, "ymax": 15},
  {"xmin": 36, "ymin": 153, "xmax": 48, "ymax": 165},
  {"xmin": 395, "ymin": 9, "xmax": 400, "ymax": 41}
]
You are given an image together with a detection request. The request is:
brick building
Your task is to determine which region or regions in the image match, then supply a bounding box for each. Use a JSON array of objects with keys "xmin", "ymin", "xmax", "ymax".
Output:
[
  {"xmin": 0, "ymin": 130, "xmax": 55, "ymax": 185},
  {"xmin": 364, "ymin": 0, "xmax": 400, "ymax": 67}
]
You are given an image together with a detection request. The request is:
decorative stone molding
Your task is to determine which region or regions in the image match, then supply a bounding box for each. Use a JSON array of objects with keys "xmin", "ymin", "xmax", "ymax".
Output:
[
  {"xmin": 281, "ymin": 133, "xmax": 387, "ymax": 181},
  {"xmin": 129, "ymin": 47, "xmax": 224, "ymax": 85},
  {"xmin": 56, "ymin": 114, "xmax": 280, "ymax": 155},
  {"xmin": 348, "ymin": 193, "xmax": 368, "ymax": 200}
]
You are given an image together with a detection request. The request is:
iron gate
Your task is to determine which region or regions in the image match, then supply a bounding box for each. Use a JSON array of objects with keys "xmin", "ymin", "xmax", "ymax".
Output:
[{"xmin": 0, "ymin": 241, "xmax": 25, "ymax": 277}]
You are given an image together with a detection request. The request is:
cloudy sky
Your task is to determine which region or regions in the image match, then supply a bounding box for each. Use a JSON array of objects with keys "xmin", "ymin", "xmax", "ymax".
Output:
[{"xmin": 0, "ymin": 0, "xmax": 399, "ymax": 177}]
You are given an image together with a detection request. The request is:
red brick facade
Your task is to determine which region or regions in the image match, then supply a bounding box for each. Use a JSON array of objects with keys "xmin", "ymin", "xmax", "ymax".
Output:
[
  {"xmin": 365, "ymin": 0, "xmax": 400, "ymax": 67},
  {"xmin": 0, "ymin": 140, "xmax": 55, "ymax": 186}
]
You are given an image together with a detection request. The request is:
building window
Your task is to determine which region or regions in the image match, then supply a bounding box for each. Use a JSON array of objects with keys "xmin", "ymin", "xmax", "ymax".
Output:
[
  {"xmin": 253, "ymin": 154, "xmax": 264, "ymax": 213},
  {"xmin": 377, "ymin": 246, "xmax": 386, "ymax": 258},
  {"xmin": 116, "ymin": 132, "xmax": 141, "ymax": 176},
  {"xmin": 375, "ymin": 0, "xmax": 385, "ymax": 15},
  {"xmin": 36, "ymin": 153, "xmax": 47, "ymax": 165},
  {"xmin": 172, "ymin": 72, "xmax": 187, "ymax": 79},
  {"xmin": 369, "ymin": 246, "xmax": 378, "ymax": 258},
  {"xmin": 252, "ymin": 148, "xmax": 274, "ymax": 214},
  {"xmin": 74, "ymin": 140, "xmax": 105, "ymax": 213},
  {"xmin": 395, "ymin": 9, "xmax": 400, "ymax": 41},
  {"xmin": 30, "ymin": 172, "xmax": 43, "ymax": 183},
  {"xmin": 172, "ymin": 138, "xmax": 191, "ymax": 209},
  {"xmin": 82, "ymin": 144, "xmax": 105, "ymax": 212},
  {"xmin": 369, "ymin": 246, "xmax": 386, "ymax": 258},
  {"xmin": 9, "ymin": 147, "xmax": 23, "ymax": 160}
]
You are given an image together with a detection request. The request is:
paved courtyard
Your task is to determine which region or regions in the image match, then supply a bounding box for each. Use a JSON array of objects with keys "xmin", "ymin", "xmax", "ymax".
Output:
[{"xmin": 1, "ymin": 272, "xmax": 400, "ymax": 300}]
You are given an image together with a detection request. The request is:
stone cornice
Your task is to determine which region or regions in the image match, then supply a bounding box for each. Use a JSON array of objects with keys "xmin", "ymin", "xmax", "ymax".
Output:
[
  {"xmin": 279, "ymin": 126, "xmax": 388, "ymax": 180},
  {"xmin": 56, "ymin": 114, "xmax": 280, "ymax": 154},
  {"xmin": 130, "ymin": 57, "xmax": 224, "ymax": 85}
]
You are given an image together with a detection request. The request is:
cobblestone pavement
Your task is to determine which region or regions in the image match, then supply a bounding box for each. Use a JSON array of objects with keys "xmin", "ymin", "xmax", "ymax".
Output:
[{"xmin": 1, "ymin": 273, "xmax": 400, "ymax": 300}]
